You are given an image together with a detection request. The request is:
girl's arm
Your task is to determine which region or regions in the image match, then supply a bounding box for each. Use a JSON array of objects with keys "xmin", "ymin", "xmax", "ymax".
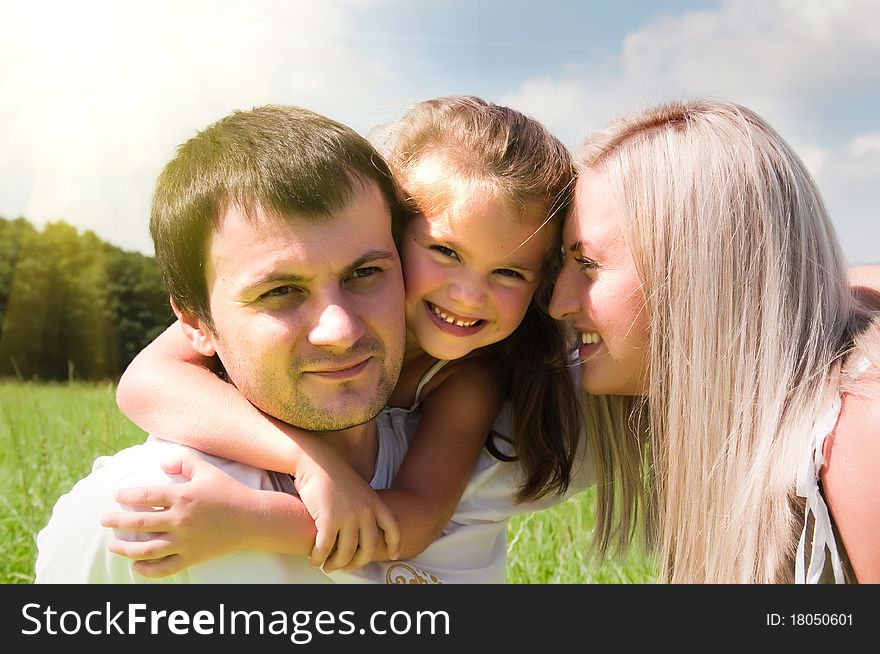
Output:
[
  {"xmin": 361, "ymin": 358, "xmax": 505, "ymax": 566},
  {"xmin": 820, "ymin": 383, "xmax": 880, "ymax": 583},
  {"xmin": 116, "ymin": 321, "xmax": 400, "ymax": 567}
]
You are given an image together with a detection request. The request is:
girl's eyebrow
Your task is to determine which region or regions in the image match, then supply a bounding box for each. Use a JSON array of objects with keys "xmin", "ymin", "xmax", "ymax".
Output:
[{"xmin": 498, "ymin": 259, "xmax": 540, "ymax": 274}]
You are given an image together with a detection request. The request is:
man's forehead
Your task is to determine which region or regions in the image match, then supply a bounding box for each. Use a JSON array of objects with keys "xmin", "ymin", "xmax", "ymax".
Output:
[{"xmin": 207, "ymin": 183, "xmax": 397, "ymax": 287}]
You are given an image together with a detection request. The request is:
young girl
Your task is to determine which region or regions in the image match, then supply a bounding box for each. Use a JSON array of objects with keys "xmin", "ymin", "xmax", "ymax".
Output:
[
  {"xmin": 105, "ymin": 96, "xmax": 584, "ymax": 580},
  {"xmin": 550, "ymin": 98, "xmax": 880, "ymax": 583}
]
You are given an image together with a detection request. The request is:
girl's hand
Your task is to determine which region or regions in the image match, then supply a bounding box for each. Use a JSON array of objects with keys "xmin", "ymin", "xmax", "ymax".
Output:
[
  {"xmin": 292, "ymin": 448, "xmax": 401, "ymax": 572},
  {"xmin": 101, "ymin": 452, "xmax": 262, "ymax": 578}
]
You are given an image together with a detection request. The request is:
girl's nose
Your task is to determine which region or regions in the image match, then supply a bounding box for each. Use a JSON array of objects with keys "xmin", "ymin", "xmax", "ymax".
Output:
[{"xmin": 447, "ymin": 277, "xmax": 486, "ymax": 310}]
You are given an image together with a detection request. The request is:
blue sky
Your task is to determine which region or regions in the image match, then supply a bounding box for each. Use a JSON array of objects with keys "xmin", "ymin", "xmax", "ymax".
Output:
[{"xmin": 2, "ymin": 0, "xmax": 878, "ymax": 262}]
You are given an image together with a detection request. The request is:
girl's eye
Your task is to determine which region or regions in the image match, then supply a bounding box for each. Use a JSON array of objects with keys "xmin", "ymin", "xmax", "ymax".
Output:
[
  {"xmin": 430, "ymin": 245, "xmax": 460, "ymax": 261},
  {"xmin": 494, "ymin": 268, "xmax": 526, "ymax": 281}
]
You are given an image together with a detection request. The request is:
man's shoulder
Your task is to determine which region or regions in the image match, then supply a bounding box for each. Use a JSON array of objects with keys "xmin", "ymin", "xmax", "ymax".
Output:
[
  {"xmin": 34, "ymin": 438, "xmax": 185, "ymax": 582},
  {"xmin": 34, "ymin": 436, "xmax": 280, "ymax": 584}
]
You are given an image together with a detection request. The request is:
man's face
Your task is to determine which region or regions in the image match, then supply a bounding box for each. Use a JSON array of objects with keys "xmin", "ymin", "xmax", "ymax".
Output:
[{"xmin": 194, "ymin": 181, "xmax": 406, "ymax": 430}]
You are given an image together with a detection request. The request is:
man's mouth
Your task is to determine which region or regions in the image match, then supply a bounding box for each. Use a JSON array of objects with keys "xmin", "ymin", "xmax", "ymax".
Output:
[{"xmin": 303, "ymin": 357, "xmax": 372, "ymax": 380}]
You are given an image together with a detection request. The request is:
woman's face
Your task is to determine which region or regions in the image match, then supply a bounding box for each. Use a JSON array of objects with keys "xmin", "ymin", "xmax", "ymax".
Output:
[{"xmin": 549, "ymin": 169, "xmax": 650, "ymax": 396}]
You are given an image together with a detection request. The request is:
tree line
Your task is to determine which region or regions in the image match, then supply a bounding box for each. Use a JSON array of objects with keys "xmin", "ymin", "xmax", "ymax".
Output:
[{"xmin": 0, "ymin": 216, "xmax": 174, "ymax": 381}]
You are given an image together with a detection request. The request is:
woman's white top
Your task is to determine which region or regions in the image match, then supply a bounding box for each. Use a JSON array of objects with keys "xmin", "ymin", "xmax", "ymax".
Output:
[{"xmin": 795, "ymin": 393, "xmax": 845, "ymax": 583}]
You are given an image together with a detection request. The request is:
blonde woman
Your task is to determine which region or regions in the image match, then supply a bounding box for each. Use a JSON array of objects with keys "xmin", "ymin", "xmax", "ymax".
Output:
[{"xmin": 550, "ymin": 98, "xmax": 880, "ymax": 583}]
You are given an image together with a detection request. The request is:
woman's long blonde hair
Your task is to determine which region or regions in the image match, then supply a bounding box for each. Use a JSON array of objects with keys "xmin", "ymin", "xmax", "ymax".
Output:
[{"xmin": 578, "ymin": 98, "xmax": 879, "ymax": 582}]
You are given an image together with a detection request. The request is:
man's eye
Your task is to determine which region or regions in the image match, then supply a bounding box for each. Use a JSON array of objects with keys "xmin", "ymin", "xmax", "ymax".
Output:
[
  {"xmin": 260, "ymin": 285, "xmax": 302, "ymax": 300},
  {"xmin": 494, "ymin": 268, "xmax": 526, "ymax": 280},
  {"xmin": 430, "ymin": 245, "xmax": 460, "ymax": 260},
  {"xmin": 351, "ymin": 266, "xmax": 382, "ymax": 279}
]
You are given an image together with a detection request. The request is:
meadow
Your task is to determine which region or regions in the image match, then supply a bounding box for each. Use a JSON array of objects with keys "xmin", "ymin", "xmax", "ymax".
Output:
[{"xmin": 0, "ymin": 381, "xmax": 656, "ymax": 584}]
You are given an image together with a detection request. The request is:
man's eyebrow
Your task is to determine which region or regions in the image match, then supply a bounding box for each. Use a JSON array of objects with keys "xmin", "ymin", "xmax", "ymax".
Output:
[
  {"xmin": 347, "ymin": 250, "xmax": 398, "ymax": 271},
  {"xmin": 244, "ymin": 271, "xmax": 308, "ymax": 291},
  {"xmin": 243, "ymin": 250, "xmax": 397, "ymax": 292}
]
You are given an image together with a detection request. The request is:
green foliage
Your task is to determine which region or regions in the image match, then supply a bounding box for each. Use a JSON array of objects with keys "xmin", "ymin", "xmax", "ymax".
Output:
[{"xmin": 0, "ymin": 216, "xmax": 173, "ymax": 381}]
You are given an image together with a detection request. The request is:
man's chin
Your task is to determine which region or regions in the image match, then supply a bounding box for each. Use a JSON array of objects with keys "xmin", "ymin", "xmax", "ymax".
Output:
[{"xmin": 277, "ymin": 394, "xmax": 390, "ymax": 432}]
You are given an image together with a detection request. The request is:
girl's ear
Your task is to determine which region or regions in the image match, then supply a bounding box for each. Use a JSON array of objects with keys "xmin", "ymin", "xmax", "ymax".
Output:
[{"xmin": 170, "ymin": 298, "xmax": 217, "ymax": 357}]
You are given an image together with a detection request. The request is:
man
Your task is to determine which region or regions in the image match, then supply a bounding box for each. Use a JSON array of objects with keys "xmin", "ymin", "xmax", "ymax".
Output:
[{"xmin": 35, "ymin": 105, "xmax": 411, "ymax": 583}]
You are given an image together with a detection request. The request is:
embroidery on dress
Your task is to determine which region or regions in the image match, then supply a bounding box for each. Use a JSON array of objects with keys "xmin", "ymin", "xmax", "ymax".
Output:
[{"xmin": 384, "ymin": 563, "xmax": 444, "ymax": 584}]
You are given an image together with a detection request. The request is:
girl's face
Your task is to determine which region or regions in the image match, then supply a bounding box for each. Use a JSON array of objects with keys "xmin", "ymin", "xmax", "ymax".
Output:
[
  {"xmin": 549, "ymin": 169, "xmax": 649, "ymax": 396},
  {"xmin": 401, "ymin": 191, "xmax": 550, "ymax": 361}
]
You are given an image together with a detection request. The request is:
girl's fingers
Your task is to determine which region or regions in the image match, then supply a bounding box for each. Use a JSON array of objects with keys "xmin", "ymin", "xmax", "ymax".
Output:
[
  {"xmin": 376, "ymin": 504, "xmax": 401, "ymax": 561},
  {"xmin": 101, "ymin": 510, "xmax": 173, "ymax": 532},
  {"xmin": 107, "ymin": 536, "xmax": 176, "ymax": 561},
  {"xmin": 114, "ymin": 485, "xmax": 176, "ymax": 508},
  {"xmin": 345, "ymin": 519, "xmax": 378, "ymax": 570},
  {"xmin": 132, "ymin": 554, "xmax": 187, "ymax": 579},
  {"xmin": 323, "ymin": 525, "xmax": 359, "ymax": 572},
  {"xmin": 160, "ymin": 450, "xmax": 206, "ymax": 480},
  {"xmin": 310, "ymin": 528, "xmax": 338, "ymax": 570}
]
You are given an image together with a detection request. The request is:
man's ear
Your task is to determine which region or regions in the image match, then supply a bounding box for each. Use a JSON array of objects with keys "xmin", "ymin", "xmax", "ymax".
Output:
[{"xmin": 170, "ymin": 298, "xmax": 217, "ymax": 357}]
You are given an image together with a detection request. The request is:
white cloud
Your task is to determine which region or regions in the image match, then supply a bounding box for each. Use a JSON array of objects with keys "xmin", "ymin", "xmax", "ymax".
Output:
[
  {"xmin": 847, "ymin": 133, "xmax": 880, "ymax": 158},
  {"xmin": 506, "ymin": 0, "xmax": 880, "ymax": 139},
  {"xmin": 816, "ymin": 146, "xmax": 880, "ymax": 264},
  {"xmin": 796, "ymin": 145, "xmax": 829, "ymax": 181}
]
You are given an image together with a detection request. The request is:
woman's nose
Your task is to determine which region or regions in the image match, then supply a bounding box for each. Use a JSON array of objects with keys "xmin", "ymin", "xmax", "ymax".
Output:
[{"xmin": 549, "ymin": 266, "xmax": 582, "ymax": 321}]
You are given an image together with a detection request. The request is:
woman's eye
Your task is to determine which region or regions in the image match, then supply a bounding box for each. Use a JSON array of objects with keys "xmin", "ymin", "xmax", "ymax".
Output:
[
  {"xmin": 574, "ymin": 255, "xmax": 599, "ymax": 271},
  {"xmin": 430, "ymin": 245, "xmax": 460, "ymax": 260}
]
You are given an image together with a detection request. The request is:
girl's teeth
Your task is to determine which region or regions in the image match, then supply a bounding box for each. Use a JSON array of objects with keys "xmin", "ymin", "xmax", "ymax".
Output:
[
  {"xmin": 431, "ymin": 303, "xmax": 478, "ymax": 328},
  {"xmin": 581, "ymin": 332, "xmax": 602, "ymax": 345}
]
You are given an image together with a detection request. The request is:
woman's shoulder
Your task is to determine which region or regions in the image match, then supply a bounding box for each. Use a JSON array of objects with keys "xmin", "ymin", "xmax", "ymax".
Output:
[
  {"xmin": 824, "ymin": 372, "xmax": 880, "ymax": 470},
  {"xmin": 819, "ymin": 376, "xmax": 880, "ymax": 582}
]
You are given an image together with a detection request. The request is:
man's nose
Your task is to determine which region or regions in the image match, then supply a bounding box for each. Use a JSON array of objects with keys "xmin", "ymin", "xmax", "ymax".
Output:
[
  {"xmin": 308, "ymin": 303, "xmax": 364, "ymax": 349},
  {"xmin": 549, "ymin": 266, "xmax": 581, "ymax": 320}
]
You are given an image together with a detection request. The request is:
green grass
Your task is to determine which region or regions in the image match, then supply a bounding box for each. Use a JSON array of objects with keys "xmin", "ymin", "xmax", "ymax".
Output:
[
  {"xmin": 0, "ymin": 381, "xmax": 657, "ymax": 584},
  {"xmin": 0, "ymin": 381, "xmax": 147, "ymax": 583},
  {"xmin": 506, "ymin": 489, "xmax": 657, "ymax": 583}
]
